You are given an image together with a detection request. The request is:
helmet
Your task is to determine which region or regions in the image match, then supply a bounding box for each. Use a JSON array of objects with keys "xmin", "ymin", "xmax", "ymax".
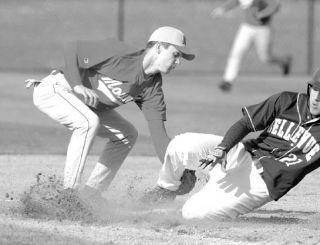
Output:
[{"xmin": 308, "ymin": 68, "xmax": 320, "ymax": 95}]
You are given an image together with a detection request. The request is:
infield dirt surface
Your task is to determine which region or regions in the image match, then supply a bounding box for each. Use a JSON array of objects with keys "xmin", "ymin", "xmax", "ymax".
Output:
[
  {"xmin": 2, "ymin": 0, "xmax": 320, "ymax": 243},
  {"xmin": 1, "ymin": 154, "xmax": 320, "ymax": 245}
]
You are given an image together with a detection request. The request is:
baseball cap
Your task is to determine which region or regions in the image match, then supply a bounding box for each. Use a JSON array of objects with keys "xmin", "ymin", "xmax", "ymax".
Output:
[
  {"xmin": 309, "ymin": 68, "xmax": 320, "ymax": 90},
  {"xmin": 148, "ymin": 26, "xmax": 195, "ymax": 61}
]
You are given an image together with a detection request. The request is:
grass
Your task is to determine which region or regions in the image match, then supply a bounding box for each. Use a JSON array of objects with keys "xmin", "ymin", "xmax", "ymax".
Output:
[
  {"xmin": 1, "ymin": 0, "xmax": 320, "ymax": 74},
  {"xmin": 0, "ymin": 154, "xmax": 319, "ymax": 245}
]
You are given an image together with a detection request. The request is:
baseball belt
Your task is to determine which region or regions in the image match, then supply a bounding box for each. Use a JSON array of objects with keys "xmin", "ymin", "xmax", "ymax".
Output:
[{"xmin": 25, "ymin": 70, "xmax": 63, "ymax": 88}]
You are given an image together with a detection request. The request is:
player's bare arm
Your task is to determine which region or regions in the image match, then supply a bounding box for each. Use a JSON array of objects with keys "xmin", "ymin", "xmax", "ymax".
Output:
[{"xmin": 147, "ymin": 119, "xmax": 170, "ymax": 162}]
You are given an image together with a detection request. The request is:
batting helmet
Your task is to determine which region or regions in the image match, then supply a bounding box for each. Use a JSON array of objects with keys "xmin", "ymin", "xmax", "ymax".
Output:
[{"xmin": 308, "ymin": 68, "xmax": 320, "ymax": 95}]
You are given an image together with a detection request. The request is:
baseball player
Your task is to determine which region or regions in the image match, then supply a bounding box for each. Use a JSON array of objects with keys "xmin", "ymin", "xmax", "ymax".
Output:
[
  {"xmin": 212, "ymin": 0, "xmax": 292, "ymax": 92},
  {"xmin": 27, "ymin": 26, "xmax": 195, "ymax": 203},
  {"xmin": 143, "ymin": 67, "xmax": 320, "ymax": 219}
]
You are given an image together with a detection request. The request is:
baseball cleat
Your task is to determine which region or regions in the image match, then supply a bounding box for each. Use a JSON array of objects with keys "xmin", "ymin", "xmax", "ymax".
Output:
[
  {"xmin": 140, "ymin": 186, "xmax": 176, "ymax": 204},
  {"xmin": 282, "ymin": 55, "xmax": 292, "ymax": 76},
  {"xmin": 219, "ymin": 81, "xmax": 232, "ymax": 92}
]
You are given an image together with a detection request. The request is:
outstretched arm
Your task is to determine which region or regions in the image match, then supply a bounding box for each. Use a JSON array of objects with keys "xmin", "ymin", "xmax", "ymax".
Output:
[
  {"xmin": 200, "ymin": 117, "xmax": 252, "ymax": 170},
  {"xmin": 147, "ymin": 119, "xmax": 170, "ymax": 162},
  {"xmin": 219, "ymin": 116, "xmax": 252, "ymax": 152}
]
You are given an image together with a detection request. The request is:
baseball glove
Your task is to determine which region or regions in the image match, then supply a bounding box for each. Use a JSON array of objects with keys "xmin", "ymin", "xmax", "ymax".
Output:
[{"xmin": 175, "ymin": 169, "xmax": 197, "ymax": 195}]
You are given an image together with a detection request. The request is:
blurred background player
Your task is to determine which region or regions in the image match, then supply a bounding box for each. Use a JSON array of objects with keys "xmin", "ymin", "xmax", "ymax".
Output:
[
  {"xmin": 143, "ymin": 67, "xmax": 320, "ymax": 220},
  {"xmin": 29, "ymin": 26, "xmax": 195, "ymax": 206},
  {"xmin": 211, "ymin": 0, "xmax": 292, "ymax": 92}
]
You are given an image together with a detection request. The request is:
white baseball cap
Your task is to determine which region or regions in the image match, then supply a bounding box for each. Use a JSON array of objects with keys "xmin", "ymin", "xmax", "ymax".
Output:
[{"xmin": 148, "ymin": 26, "xmax": 195, "ymax": 61}]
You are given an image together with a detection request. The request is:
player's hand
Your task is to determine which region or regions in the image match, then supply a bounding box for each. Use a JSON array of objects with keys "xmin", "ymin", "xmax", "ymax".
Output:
[
  {"xmin": 199, "ymin": 146, "xmax": 227, "ymax": 171},
  {"xmin": 253, "ymin": 12, "xmax": 263, "ymax": 20},
  {"xmin": 250, "ymin": 6, "xmax": 262, "ymax": 20},
  {"xmin": 210, "ymin": 7, "xmax": 225, "ymax": 18},
  {"xmin": 73, "ymin": 85, "xmax": 99, "ymax": 108}
]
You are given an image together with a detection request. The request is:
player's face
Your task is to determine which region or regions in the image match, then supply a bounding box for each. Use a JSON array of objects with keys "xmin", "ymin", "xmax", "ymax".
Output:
[
  {"xmin": 156, "ymin": 44, "xmax": 181, "ymax": 74},
  {"xmin": 309, "ymin": 85, "xmax": 320, "ymax": 116}
]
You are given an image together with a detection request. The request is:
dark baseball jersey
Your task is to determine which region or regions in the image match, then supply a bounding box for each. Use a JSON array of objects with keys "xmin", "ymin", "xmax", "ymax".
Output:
[
  {"xmin": 246, "ymin": 0, "xmax": 280, "ymax": 26},
  {"xmin": 242, "ymin": 91, "xmax": 320, "ymax": 200},
  {"xmin": 223, "ymin": 0, "xmax": 280, "ymax": 26},
  {"xmin": 87, "ymin": 50, "xmax": 166, "ymax": 121},
  {"xmin": 64, "ymin": 39, "xmax": 166, "ymax": 121}
]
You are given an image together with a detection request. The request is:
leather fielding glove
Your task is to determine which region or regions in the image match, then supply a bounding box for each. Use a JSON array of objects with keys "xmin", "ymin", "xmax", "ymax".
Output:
[
  {"xmin": 199, "ymin": 146, "xmax": 227, "ymax": 171},
  {"xmin": 175, "ymin": 169, "xmax": 197, "ymax": 195}
]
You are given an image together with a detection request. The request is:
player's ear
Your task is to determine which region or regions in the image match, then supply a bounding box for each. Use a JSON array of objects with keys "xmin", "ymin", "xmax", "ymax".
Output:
[{"xmin": 307, "ymin": 84, "xmax": 311, "ymax": 96}]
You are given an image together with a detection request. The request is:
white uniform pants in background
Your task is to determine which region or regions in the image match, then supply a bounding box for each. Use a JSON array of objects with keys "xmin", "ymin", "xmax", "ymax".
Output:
[
  {"xmin": 223, "ymin": 23, "xmax": 285, "ymax": 83},
  {"xmin": 157, "ymin": 132, "xmax": 272, "ymax": 219},
  {"xmin": 33, "ymin": 72, "xmax": 138, "ymax": 191}
]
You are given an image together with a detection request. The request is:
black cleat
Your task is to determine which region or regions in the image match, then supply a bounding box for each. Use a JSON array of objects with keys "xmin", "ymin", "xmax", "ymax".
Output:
[
  {"xmin": 219, "ymin": 81, "xmax": 232, "ymax": 92},
  {"xmin": 140, "ymin": 186, "xmax": 176, "ymax": 204},
  {"xmin": 282, "ymin": 56, "xmax": 292, "ymax": 76}
]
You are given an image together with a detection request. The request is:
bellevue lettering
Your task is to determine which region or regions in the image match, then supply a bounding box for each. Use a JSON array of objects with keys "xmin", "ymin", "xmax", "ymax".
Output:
[{"xmin": 267, "ymin": 118, "xmax": 320, "ymax": 162}]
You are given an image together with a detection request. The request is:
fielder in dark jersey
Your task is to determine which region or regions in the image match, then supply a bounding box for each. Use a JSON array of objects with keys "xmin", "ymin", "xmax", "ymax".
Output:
[
  {"xmin": 143, "ymin": 68, "xmax": 320, "ymax": 219},
  {"xmin": 30, "ymin": 26, "xmax": 195, "ymax": 207}
]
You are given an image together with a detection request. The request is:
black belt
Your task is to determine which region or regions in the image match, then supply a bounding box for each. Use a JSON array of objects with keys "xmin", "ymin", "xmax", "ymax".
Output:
[{"xmin": 51, "ymin": 69, "xmax": 63, "ymax": 75}]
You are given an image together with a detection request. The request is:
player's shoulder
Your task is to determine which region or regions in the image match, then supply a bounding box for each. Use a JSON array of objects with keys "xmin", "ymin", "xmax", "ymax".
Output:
[
  {"xmin": 276, "ymin": 91, "xmax": 308, "ymax": 105},
  {"xmin": 279, "ymin": 91, "xmax": 298, "ymax": 97},
  {"xmin": 266, "ymin": 91, "xmax": 298, "ymax": 105},
  {"xmin": 76, "ymin": 38, "xmax": 138, "ymax": 69},
  {"xmin": 76, "ymin": 38, "xmax": 136, "ymax": 56},
  {"xmin": 277, "ymin": 91, "xmax": 299, "ymax": 100}
]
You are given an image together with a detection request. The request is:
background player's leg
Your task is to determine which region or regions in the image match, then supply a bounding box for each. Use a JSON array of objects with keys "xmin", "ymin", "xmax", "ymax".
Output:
[
  {"xmin": 255, "ymin": 26, "xmax": 292, "ymax": 75},
  {"xmin": 220, "ymin": 24, "xmax": 253, "ymax": 91}
]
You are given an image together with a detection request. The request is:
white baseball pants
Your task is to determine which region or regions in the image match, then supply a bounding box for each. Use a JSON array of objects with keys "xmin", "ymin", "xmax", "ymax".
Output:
[
  {"xmin": 33, "ymin": 71, "xmax": 138, "ymax": 191},
  {"xmin": 157, "ymin": 132, "xmax": 272, "ymax": 219},
  {"xmin": 223, "ymin": 23, "xmax": 286, "ymax": 83}
]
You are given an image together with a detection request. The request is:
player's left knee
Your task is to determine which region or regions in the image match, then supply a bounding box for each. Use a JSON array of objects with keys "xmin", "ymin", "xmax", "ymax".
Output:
[
  {"xmin": 128, "ymin": 126, "xmax": 138, "ymax": 144},
  {"xmin": 182, "ymin": 192, "xmax": 233, "ymax": 220},
  {"xmin": 182, "ymin": 201, "xmax": 210, "ymax": 220},
  {"xmin": 122, "ymin": 126, "xmax": 138, "ymax": 146},
  {"xmin": 182, "ymin": 203, "xmax": 232, "ymax": 220}
]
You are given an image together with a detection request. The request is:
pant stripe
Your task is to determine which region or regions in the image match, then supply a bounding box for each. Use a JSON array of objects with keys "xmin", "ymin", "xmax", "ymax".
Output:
[{"xmin": 55, "ymin": 88, "xmax": 91, "ymax": 189}]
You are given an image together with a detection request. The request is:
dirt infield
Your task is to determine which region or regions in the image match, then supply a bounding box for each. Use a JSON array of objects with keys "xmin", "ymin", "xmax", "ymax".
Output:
[{"xmin": 1, "ymin": 154, "xmax": 320, "ymax": 245}]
